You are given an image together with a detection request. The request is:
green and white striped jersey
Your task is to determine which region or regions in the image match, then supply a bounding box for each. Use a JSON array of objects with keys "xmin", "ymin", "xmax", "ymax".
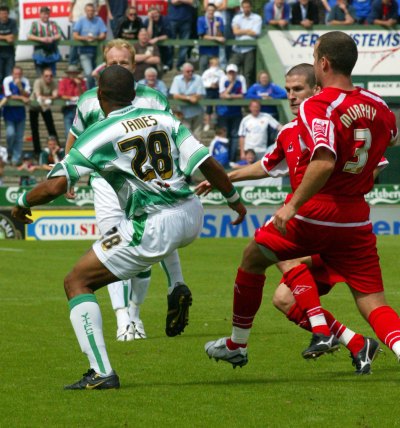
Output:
[
  {"xmin": 70, "ymin": 83, "xmax": 171, "ymax": 138},
  {"xmin": 50, "ymin": 105, "xmax": 210, "ymax": 218}
]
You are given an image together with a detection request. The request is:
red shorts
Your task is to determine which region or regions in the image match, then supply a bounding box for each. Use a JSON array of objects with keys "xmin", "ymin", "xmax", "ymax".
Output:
[{"xmin": 256, "ymin": 217, "xmax": 383, "ymax": 294}]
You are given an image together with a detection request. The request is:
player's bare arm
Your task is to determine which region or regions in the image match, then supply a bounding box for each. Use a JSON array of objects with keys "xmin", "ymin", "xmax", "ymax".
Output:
[
  {"xmin": 199, "ymin": 157, "xmax": 247, "ymax": 225},
  {"xmin": 196, "ymin": 160, "xmax": 266, "ymax": 196},
  {"xmin": 12, "ymin": 177, "xmax": 68, "ymax": 224},
  {"xmin": 273, "ymin": 147, "xmax": 335, "ymax": 235}
]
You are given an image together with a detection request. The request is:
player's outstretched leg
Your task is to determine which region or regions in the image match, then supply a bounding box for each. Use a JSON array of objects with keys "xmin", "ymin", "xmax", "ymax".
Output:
[
  {"xmin": 64, "ymin": 249, "xmax": 120, "ymax": 390},
  {"xmin": 162, "ymin": 250, "xmax": 192, "ymax": 337},
  {"xmin": 108, "ymin": 280, "xmax": 135, "ymax": 341},
  {"xmin": 129, "ymin": 270, "xmax": 151, "ymax": 339}
]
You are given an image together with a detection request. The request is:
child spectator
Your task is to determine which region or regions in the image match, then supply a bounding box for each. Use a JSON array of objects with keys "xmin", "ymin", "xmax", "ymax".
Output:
[
  {"xmin": 17, "ymin": 153, "xmax": 38, "ymax": 186},
  {"xmin": 201, "ymin": 56, "xmax": 225, "ymax": 131},
  {"xmin": 209, "ymin": 127, "xmax": 230, "ymax": 168},
  {"xmin": 39, "ymin": 135, "xmax": 65, "ymax": 171},
  {"xmin": 230, "ymin": 148, "xmax": 256, "ymax": 169}
]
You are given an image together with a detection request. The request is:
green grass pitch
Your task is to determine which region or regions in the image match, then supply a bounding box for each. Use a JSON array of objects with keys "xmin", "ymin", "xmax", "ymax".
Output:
[{"xmin": 1, "ymin": 236, "xmax": 400, "ymax": 427}]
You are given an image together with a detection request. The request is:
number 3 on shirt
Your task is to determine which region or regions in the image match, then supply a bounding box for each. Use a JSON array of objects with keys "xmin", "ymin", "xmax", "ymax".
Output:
[{"xmin": 343, "ymin": 128, "xmax": 372, "ymax": 174}]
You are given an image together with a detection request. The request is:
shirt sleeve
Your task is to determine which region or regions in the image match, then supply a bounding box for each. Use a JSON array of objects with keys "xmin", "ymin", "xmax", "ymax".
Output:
[
  {"xmin": 169, "ymin": 76, "xmax": 179, "ymax": 95},
  {"xmin": 175, "ymin": 123, "xmax": 210, "ymax": 176},
  {"xmin": 261, "ymin": 137, "xmax": 288, "ymax": 177},
  {"xmin": 298, "ymin": 98, "xmax": 337, "ymax": 160}
]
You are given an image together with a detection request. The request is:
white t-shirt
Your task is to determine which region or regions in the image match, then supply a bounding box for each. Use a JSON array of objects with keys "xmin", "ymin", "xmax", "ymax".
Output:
[{"xmin": 238, "ymin": 112, "xmax": 281, "ymax": 154}]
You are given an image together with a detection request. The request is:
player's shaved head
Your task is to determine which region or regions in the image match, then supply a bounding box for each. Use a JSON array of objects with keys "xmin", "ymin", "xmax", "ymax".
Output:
[
  {"xmin": 286, "ymin": 63, "xmax": 316, "ymax": 88},
  {"xmin": 98, "ymin": 65, "xmax": 135, "ymax": 107},
  {"xmin": 316, "ymin": 31, "xmax": 357, "ymax": 76}
]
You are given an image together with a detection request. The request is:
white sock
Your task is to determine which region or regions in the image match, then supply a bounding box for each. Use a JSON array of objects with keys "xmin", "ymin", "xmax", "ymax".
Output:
[
  {"xmin": 160, "ymin": 250, "xmax": 184, "ymax": 294},
  {"xmin": 392, "ymin": 341, "xmax": 400, "ymax": 358},
  {"xmin": 107, "ymin": 280, "xmax": 130, "ymax": 310},
  {"xmin": 231, "ymin": 326, "xmax": 250, "ymax": 345},
  {"xmin": 115, "ymin": 307, "xmax": 130, "ymax": 329},
  {"xmin": 69, "ymin": 294, "xmax": 112, "ymax": 376},
  {"xmin": 129, "ymin": 272, "xmax": 151, "ymax": 321}
]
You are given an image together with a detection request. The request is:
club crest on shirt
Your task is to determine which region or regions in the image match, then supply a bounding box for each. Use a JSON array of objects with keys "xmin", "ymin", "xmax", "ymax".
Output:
[
  {"xmin": 312, "ymin": 118, "xmax": 329, "ymax": 144},
  {"xmin": 287, "ymin": 143, "xmax": 293, "ymax": 152}
]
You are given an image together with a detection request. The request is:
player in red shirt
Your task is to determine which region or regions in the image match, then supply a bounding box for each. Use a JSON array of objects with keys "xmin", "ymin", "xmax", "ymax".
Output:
[
  {"xmin": 203, "ymin": 31, "xmax": 400, "ymax": 370},
  {"xmin": 198, "ymin": 62, "xmax": 383, "ymax": 373}
]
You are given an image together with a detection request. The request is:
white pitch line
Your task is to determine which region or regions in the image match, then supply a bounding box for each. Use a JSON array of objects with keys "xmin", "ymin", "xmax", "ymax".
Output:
[{"xmin": 0, "ymin": 247, "xmax": 24, "ymax": 252}]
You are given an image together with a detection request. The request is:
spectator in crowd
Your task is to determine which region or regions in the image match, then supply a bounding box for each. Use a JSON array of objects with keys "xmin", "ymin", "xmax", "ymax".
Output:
[
  {"xmin": 201, "ymin": 56, "xmax": 225, "ymax": 131},
  {"xmin": 133, "ymin": 28, "xmax": 161, "ymax": 81},
  {"xmin": 230, "ymin": 148, "xmax": 256, "ymax": 169},
  {"xmin": 223, "ymin": 0, "xmax": 240, "ymax": 60},
  {"xmin": 144, "ymin": 6, "xmax": 172, "ymax": 72},
  {"xmin": 29, "ymin": 68, "xmax": 59, "ymax": 158},
  {"xmin": 352, "ymin": 0, "xmax": 372, "ymax": 23},
  {"xmin": 28, "ymin": 6, "xmax": 63, "ymax": 76},
  {"xmin": 68, "ymin": 0, "xmax": 92, "ymax": 66},
  {"xmin": 115, "ymin": 6, "xmax": 143, "ymax": 40},
  {"xmin": 209, "ymin": 126, "xmax": 230, "ymax": 169},
  {"xmin": 167, "ymin": 0, "xmax": 196, "ymax": 70},
  {"xmin": 3, "ymin": 66, "xmax": 30, "ymax": 166},
  {"xmin": 238, "ymin": 99, "xmax": 282, "ymax": 161},
  {"xmin": 73, "ymin": 3, "xmax": 107, "ymax": 89},
  {"xmin": 327, "ymin": 0, "xmax": 357, "ymax": 24},
  {"xmin": 0, "ymin": 145, "xmax": 7, "ymax": 185},
  {"xmin": 39, "ymin": 135, "xmax": 65, "ymax": 171},
  {"xmin": 264, "ymin": 0, "xmax": 291, "ymax": 27},
  {"xmin": 106, "ymin": 0, "xmax": 129, "ymax": 37},
  {"xmin": 203, "ymin": 0, "xmax": 228, "ymax": 68},
  {"xmin": 17, "ymin": 152, "xmax": 38, "ymax": 186},
  {"xmin": 170, "ymin": 62, "xmax": 206, "ymax": 140},
  {"xmin": 138, "ymin": 67, "xmax": 168, "ymax": 97},
  {"xmin": 367, "ymin": 0, "xmax": 398, "ymax": 26},
  {"xmin": 197, "ymin": 4, "xmax": 225, "ymax": 73},
  {"xmin": 245, "ymin": 70, "xmax": 287, "ymax": 119},
  {"xmin": 0, "ymin": 5, "xmax": 17, "ymax": 92},
  {"xmin": 230, "ymin": 0, "xmax": 262, "ymax": 87},
  {"xmin": 216, "ymin": 63, "xmax": 247, "ymax": 162},
  {"xmin": 291, "ymin": 0, "xmax": 320, "ymax": 27},
  {"xmin": 58, "ymin": 64, "xmax": 87, "ymax": 138}
]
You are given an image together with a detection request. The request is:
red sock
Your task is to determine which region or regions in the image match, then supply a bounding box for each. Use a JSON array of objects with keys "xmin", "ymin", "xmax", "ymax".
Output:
[
  {"xmin": 226, "ymin": 338, "xmax": 247, "ymax": 350},
  {"xmin": 286, "ymin": 303, "xmax": 311, "ymax": 331},
  {"xmin": 368, "ymin": 305, "xmax": 400, "ymax": 350},
  {"xmin": 232, "ymin": 268, "xmax": 265, "ymax": 329},
  {"xmin": 284, "ymin": 264, "xmax": 330, "ymax": 336},
  {"xmin": 323, "ymin": 309, "xmax": 364, "ymax": 355}
]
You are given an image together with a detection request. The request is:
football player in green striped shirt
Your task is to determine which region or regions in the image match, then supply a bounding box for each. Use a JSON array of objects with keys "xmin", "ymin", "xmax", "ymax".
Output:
[
  {"xmin": 65, "ymin": 39, "xmax": 191, "ymax": 341},
  {"xmin": 12, "ymin": 65, "xmax": 246, "ymax": 389}
]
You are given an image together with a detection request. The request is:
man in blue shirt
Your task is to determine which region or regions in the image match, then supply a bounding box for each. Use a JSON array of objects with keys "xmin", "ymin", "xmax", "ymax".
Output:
[
  {"xmin": 0, "ymin": 5, "xmax": 17, "ymax": 92},
  {"xmin": 3, "ymin": 67, "xmax": 31, "ymax": 165},
  {"xmin": 367, "ymin": 0, "xmax": 398, "ymax": 25},
  {"xmin": 73, "ymin": 3, "xmax": 107, "ymax": 89},
  {"xmin": 245, "ymin": 70, "xmax": 287, "ymax": 119},
  {"xmin": 167, "ymin": 0, "xmax": 196, "ymax": 70},
  {"xmin": 197, "ymin": 4, "xmax": 225, "ymax": 73},
  {"xmin": 170, "ymin": 62, "xmax": 206, "ymax": 140}
]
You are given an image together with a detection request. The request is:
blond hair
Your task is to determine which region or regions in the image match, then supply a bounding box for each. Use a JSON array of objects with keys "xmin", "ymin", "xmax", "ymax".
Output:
[{"xmin": 103, "ymin": 39, "xmax": 136, "ymax": 64}]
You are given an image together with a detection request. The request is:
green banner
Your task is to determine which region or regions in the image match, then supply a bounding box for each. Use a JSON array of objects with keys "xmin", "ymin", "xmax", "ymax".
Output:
[{"xmin": 1, "ymin": 184, "xmax": 400, "ymax": 208}]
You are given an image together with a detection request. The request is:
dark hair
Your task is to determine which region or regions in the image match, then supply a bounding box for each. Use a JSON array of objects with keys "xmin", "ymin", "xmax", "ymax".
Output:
[
  {"xmin": 286, "ymin": 63, "xmax": 316, "ymax": 88},
  {"xmin": 316, "ymin": 31, "xmax": 357, "ymax": 76},
  {"xmin": 0, "ymin": 5, "xmax": 10, "ymax": 12},
  {"xmin": 241, "ymin": 0, "xmax": 252, "ymax": 6},
  {"xmin": 99, "ymin": 65, "xmax": 135, "ymax": 106}
]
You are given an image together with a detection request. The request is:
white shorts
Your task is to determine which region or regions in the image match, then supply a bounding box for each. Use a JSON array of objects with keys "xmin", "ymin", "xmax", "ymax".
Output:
[
  {"xmin": 92, "ymin": 177, "xmax": 124, "ymax": 235},
  {"xmin": 93, "ymin": 197, "xmax": 204, "ymax": 279}
]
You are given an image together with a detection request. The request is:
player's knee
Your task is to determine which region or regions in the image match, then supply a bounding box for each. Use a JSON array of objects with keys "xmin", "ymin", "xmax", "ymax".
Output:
[
  {"xmin": 64, "ymin": 269, "xmax": 87, "ymax": 298},
  {"xmin": 272, "ymin": 283, "xmax": 295, "ymax": 314},
  {"xmin": 241, "ymin": 240, "xmax": 273, "ymax": 273}
]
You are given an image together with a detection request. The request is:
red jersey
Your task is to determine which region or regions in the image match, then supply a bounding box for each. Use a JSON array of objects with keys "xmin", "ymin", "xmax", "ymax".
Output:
[
  {"xmin": 261, "ymin": 119, "xmax": 310, "ymax": 192},
  {"xmin": 298, "ymin": 86, "xmax": 398, "ymax": 197}
]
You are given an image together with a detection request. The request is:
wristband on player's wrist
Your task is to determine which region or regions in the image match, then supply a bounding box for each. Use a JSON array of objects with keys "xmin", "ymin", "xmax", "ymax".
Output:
[
  {"xmin": 222, "ymin": 188, "xmax": 240, "ymax": 205},
  {"xmin": 16, "ymin": 191, "xmax": 30, "ymax": 208}
]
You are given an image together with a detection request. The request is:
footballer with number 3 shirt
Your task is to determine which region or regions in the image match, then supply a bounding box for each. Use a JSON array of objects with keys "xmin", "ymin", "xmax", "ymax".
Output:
[{"xmin": 204, "ymin": 31, "xmax": 400, "ymax": 371}]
